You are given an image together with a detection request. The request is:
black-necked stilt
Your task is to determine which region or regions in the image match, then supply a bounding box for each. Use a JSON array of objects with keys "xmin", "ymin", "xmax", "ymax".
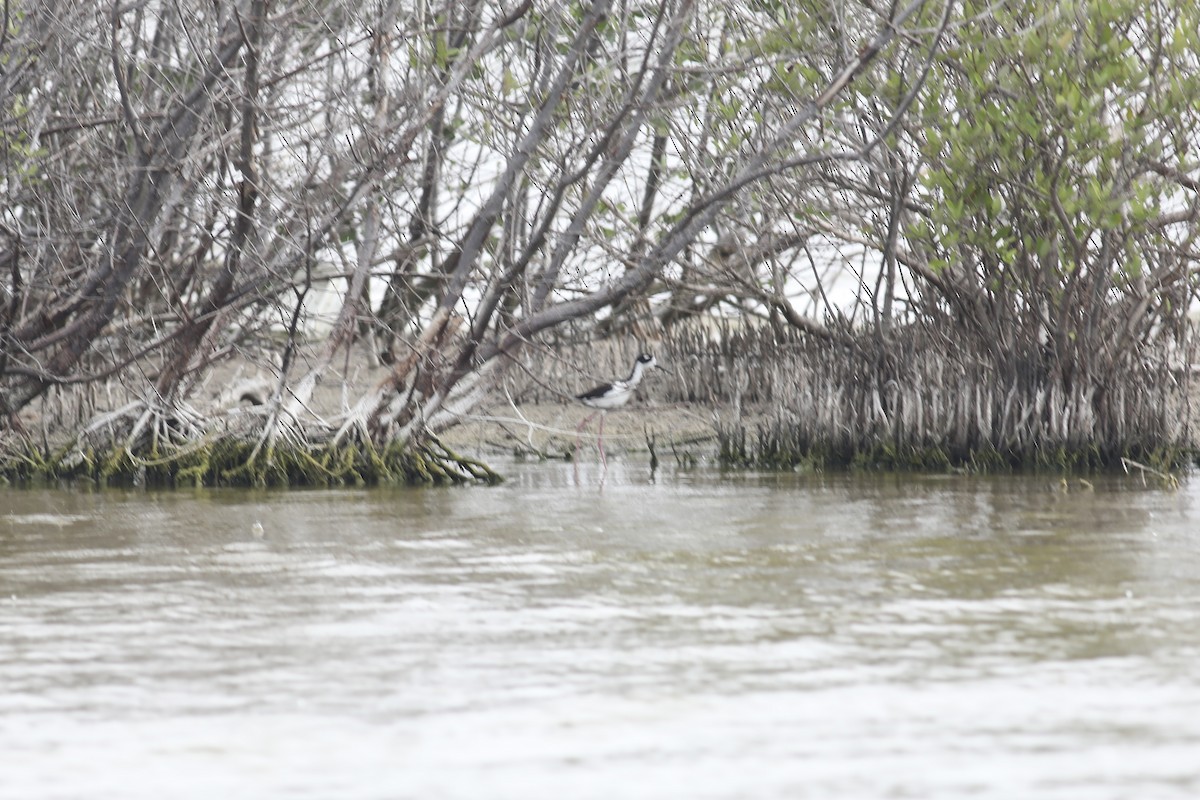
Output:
[{"xmin": 575, "ymin": 353, "xmax": 659, "ymax": 466}]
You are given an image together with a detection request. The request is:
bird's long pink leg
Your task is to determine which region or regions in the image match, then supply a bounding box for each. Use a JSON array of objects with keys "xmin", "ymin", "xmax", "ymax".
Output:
[
  {"xmin": 597, "ymin": 412, "xmax": 607, "ymax": 469},
  {"xmin": 575, "ymin": 411, "xmax": 597, "ymax": 463}
]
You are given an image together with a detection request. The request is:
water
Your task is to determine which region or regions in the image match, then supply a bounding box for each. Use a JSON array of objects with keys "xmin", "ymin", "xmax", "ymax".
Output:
[{"xmin": 2, "ymin": 461, "xmax": 1200, "ymax": 799}]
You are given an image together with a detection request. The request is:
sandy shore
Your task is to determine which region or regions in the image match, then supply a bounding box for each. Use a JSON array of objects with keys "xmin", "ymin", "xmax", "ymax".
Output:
[{"xmin": 437, "ymin": 401, "xmax": 725, "ymax": 459}]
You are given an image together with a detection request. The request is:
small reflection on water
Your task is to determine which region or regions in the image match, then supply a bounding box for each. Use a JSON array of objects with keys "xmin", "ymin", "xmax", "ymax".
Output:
[{"xmin": 2, "ymin": 463, "xmax": 1200, "ymax": 798}]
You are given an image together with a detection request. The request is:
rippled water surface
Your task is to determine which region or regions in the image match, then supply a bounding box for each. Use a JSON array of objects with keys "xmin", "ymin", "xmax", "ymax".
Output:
[{"xmin": 3, "ymin": 461, "xmax": 1200, "ymax": 799}]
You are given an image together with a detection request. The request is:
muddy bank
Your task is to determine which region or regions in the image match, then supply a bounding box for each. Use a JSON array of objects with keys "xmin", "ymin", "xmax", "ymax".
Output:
[
  {"xmin": 1, "ymin": 340, "xmax": 734, "ymax": 485},
  {"xmin": 437, "ymin": 401, "xmax": 727, "ymax": 460},
  {"xmin": 194, "ymin": 346, "xmax": 732, "ymax": 461}
]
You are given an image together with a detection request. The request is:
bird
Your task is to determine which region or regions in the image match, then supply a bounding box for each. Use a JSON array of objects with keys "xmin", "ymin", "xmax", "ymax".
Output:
[{"xmin": 574, "ymin": 353, "xmax": 659, "ymax": 467}]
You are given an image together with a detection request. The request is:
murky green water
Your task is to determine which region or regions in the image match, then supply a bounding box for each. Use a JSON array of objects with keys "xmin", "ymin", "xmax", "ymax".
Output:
[{"xmin": 2, "ymin": 460, "xmax": 1199, "ymax": 798}]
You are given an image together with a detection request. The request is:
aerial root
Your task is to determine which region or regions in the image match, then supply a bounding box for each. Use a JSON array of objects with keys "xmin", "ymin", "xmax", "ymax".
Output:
[
  {"xmin": 2, "ymin": 386, "xmax": 493, "ymax": 488},
  {"xmin": 1, "ymin": 424, "xmax": 503, "ymax": 487}
]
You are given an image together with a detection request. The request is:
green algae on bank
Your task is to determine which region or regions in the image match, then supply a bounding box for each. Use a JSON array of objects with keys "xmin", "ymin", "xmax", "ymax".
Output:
[
  {"xmin": 0, "ymin": 436, "xmax": 501, "ymax": 488},
  {"xmin": 715, "ymin": 414, "xmax": 1193, "ymax": 478}
]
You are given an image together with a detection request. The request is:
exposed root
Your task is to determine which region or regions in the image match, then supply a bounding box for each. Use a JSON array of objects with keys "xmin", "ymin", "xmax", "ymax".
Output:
[
  {"xmin": 0, "ymin": 431, "xmax": 504, "ymax": 487},
  {"xmin": 1, "ymin": 393, "xmax": 502, "ymax": 487}
]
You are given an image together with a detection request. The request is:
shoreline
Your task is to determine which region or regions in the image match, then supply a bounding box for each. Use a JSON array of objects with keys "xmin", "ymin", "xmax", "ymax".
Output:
[{"xmin": 3, "ymin": 335, "xmax": 1196, "ymax": 485}]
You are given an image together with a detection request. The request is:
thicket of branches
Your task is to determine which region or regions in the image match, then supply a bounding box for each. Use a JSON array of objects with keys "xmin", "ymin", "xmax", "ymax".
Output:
[{"xmin": 1, "ymin": 0, "xmax": 1198, "ymax": 476}]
